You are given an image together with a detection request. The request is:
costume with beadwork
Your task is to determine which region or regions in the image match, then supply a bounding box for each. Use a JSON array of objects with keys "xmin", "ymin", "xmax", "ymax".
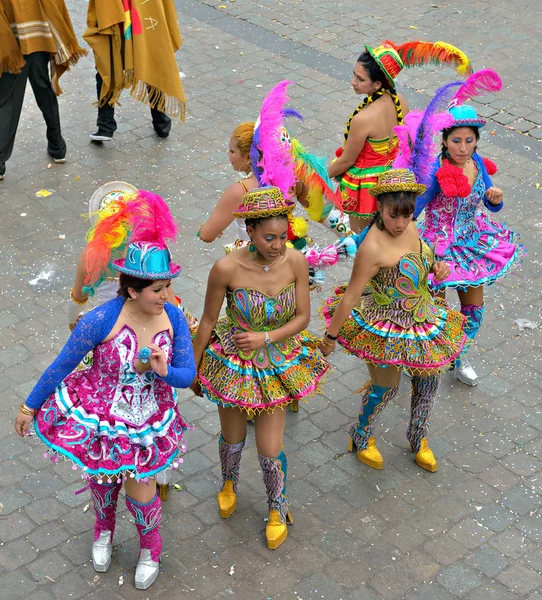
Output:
[
  {"xmin": 335, "ymin": 40, "xmax": 472, "ymax": 218},
  {"xmin": 198, "ymin": 185, "xmax": 330, "ymax": 551},
  {"xmin": 324, "ymin": 149, "xmax": 468, "ymax": 473},
  {"xmin": 199, "ymin": 187, "xmax": 330, "ymax": 414}
]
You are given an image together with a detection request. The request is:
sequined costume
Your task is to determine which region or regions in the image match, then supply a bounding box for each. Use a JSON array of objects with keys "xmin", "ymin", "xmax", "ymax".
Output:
[
  {"xmin": 323, "ymin": 240, "xmax": 468, "ymax": 372},
  {"xmin": 27, "ymin": 296, "xmax": 196, "ymax": 481},
  {"xmin": 416, "ymin": 154, "xmax": 522, "ymax": 290},
  {"xmin": 199, "ymin": 283, "xmax": 329, "ymax": 413},
  {"xmin": 336, "ymin": 136, "xmax": 399, "ymax": 219}
]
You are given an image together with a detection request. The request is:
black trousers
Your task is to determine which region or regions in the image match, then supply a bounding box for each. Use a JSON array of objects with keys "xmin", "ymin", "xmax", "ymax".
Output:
[
  {"xmin": 0, "ymin": 51, "xmax": 66, "ymax": 174},
  {"xmin": 95, "ymin": 71, "xmax": 171, "ymax": 137}
]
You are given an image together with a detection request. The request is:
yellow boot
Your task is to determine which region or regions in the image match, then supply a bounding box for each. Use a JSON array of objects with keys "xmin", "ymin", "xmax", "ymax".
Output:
[
  {"xmin": 348, "ymin": 436, "xmax": 384, "ymax": 470},
  {"xmin": 413, "ymin": 438, "xmax": 438, "ymax": 473},
  {"xmin": 217, "ymin": 480, "xmax": 237, "ymax": 518},
  {"xmin": 289, "ymin": 399, "xmax": 299, "ymax": 413},
  {"xmin": 266, "ymin": 510, "xmax": 293, "ymax": 550}
]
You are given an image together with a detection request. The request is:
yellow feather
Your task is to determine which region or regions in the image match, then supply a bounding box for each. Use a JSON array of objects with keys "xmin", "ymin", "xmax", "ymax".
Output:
[
  {"xmin": 305, "ymin": 188, "xmax": 325, "ymax": 222},
  {"xmin": 290, "ymin": 216, "xmax": 309, "ymax": 238}
]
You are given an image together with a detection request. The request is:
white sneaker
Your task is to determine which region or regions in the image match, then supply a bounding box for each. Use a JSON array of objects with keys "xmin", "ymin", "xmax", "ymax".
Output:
[
  {"xmin": 455, "ymin": 355, "xmax": 479, "ymax": 386},
  {"xmin": 92, "ymin": 530, "xmax": 112, "ymax": 572},
  {"xmin": 135, "ymin": 549, "xmax": 160, "ymax": 589},
  {"xmin": 90, "ymin": 131, "xmax": 113, "ymax": 142}
]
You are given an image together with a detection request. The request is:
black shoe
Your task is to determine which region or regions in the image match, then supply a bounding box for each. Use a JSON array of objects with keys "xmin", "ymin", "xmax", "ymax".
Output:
[
  {"xmin": 90, "ymin": 130, "xmax": 113, "ymax": 142},
  {"xmin": 0, "ymin": 163, "xmax": 4, "ymax": 180},
  {"xmin": 155, "ymin": 130, "xmax": 169, "ymax": 139}
]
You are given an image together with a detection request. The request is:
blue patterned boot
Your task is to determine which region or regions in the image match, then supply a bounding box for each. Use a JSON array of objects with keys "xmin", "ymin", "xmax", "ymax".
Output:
[
  {"xmin": 456, "ymin": 303, "xmax": 485, "ymax": 386},
  {"xmin": 217, "ymin": 434, "xmax": 245, "ymax": 518},
  {"xmin": 259, "ymin": 451, "xmax": 292, "ymax": 550}
]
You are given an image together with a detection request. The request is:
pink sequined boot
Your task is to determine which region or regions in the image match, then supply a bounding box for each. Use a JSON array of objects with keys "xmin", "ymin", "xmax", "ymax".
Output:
[
  {"xmin": 125, "ymin": 494, "xmax": 162, "ymax": 590},
  {"xmin": 89, "ymin": 480, "xmax": 121, "ymax": 572}
]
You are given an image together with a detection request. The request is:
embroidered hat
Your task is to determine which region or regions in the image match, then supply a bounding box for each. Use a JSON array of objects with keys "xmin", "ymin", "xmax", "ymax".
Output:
[
  {"xmin": 447, "ymin": 105, "xmax": 486, "ymax": 129},
  {"xmin": 88, "ymin": 181, "xmax": 138, "ymax": 222},
  {"xmin": 232, "ymin": 186, "xmax": 295, "ymax": 219},
  {"xmin": 369, "ymin": 168, "xmax": 426, "ymax": 197},
  {"xmin": 112, "ymin": 242, "xmax": 181, "ymax": 279},
  {"xmin": 365, "ymin": 43, "xmax": 404, "ymax": 87}
]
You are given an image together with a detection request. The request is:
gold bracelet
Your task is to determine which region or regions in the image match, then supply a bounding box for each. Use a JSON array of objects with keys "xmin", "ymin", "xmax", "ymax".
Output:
[
  {"xmin": 19, "ymin": 403, "xmax": 36, "ymax": 416},
  {"xmin": 70, "ymin": 289, "xmax": 89, "ymax": 305}
]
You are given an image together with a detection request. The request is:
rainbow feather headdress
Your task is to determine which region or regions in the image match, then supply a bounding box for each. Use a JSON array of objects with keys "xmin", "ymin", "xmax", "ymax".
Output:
[
  {"xmin": 392, "ymin": 69, "xmax": 502, "ymax": 187},
  {"xmin": 82, "ymin": 190, "xmax": 179, "ymax": 295},
  {"xmin": 250, "ymin": 81, "xmax": 343, "ymax": 223}
]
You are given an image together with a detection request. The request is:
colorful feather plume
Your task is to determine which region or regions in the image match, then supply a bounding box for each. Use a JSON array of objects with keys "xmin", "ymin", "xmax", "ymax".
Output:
[
  {"xmin": 290, "ymin": 138, "xmax": 343, "ymax": 212},
  {"xmin": 449, "ymin": 68, "xmax": 502, "ymax": 107},
  {"xmin": 82, "ymin": 191, "xmax": 178, "ymax": 296},
  {"xmin": 251, "ymin": 81, "xmax": 297, "ymax": 199},
  {"xmin": 393, "ymin": 81, "xmax": 460, "ymax": 186},
  {"xmin": 393, "ymin": 40, "xmax": 473, "ymax": 76}
]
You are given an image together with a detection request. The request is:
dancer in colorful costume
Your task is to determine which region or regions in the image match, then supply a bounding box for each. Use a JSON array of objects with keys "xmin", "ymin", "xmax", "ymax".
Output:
[
  {"xmin": 415, "ymin": 70, "xmax": 523, "ymax": 386},
  {"xmin": 15, "ymin": 206, "xmax": 196, "ymax": 590},
  {"xmin": 191, "ymin": 185, "xmax": 330, "ymax": 550},
  {"xmin": 197, "ymin": 81, "xmax": 350, "ymax": 250},
  {"xmin": 329, "ymin": 39, "xmax": 472, "ymax": 233},
  {"xmin": 84, "ymin": 0, "xmax": 186, "ymax": 141},
  {"xmin": 321, "ymin": 95, "xmax": 471, "ymax": 472}
]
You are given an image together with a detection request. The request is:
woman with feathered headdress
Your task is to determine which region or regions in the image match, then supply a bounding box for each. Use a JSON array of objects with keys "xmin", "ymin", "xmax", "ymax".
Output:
[
  {"xmin": 413, "ymin": 70, "xmax": 524, "ymax": 387},
  {"xmin": 15, "ymin": 187, "xmax": 196, "ymax": 590},
  {"xmin": 328, "ymin": 39, "xmax": 472, "ymax": 234}
]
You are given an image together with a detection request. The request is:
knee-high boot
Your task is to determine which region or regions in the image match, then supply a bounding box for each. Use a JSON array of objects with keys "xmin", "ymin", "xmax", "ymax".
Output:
[
  {"xmin": 348, "ymin": 381, "xmax": 399, "ymax": 469},
  {"xmin": 217, "ymin": 434, "xmax": 245, "ymax": 518},
  {"xmin": 456, "ymin": 303, "xmax": 485, "ymax": 386},
  {"xmin": 409, "ymin": 375, "xmax": 440, "ymax": 472},
  {"xmin": 259, "ymin": 451, "xmax": 292, "ymax": 550},
  {"xmin": 89, "ymin": 480, "xmax": 121, "ymax": 572},
  {"xmin": 125, "ymin": 494, "xmax": 162, "ymax": 590}
]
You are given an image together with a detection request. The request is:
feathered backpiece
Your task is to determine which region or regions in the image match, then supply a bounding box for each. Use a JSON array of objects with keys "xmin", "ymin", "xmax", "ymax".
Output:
[
  {"xmin": 393, "ymin": 81, "xmax": 460, "ymax": 186},
  {"xmin": 290, "ymin": 138, "xmax": 343, "ymax": 214},
  {"xmin": 393, "ymin": 40, "xmax": 473, "ymax": 76},
  {"xmin": 82, "ymin": 191, "xmax": 178, "ymax": 296},
  {"xmin": 250, "ymin": 81, "xmax": 297, "ymax": 199},
  {"xmin": 448, "ymin": 68, "xmax": 502, "ymax": 107}
]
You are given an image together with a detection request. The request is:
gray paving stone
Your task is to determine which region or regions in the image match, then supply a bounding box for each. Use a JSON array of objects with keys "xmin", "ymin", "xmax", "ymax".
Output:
[
  {"xmin": 27, "ymin": 549, "xmax": 72, "ymax": 582},
  {"xmin": 0, "ymin": 537, "xmax": 39, "ymax": 572},
  {"xmin": 424, "ymin": 535, "xmax": 470, "ymax": 566},
  {"xmin": 0, "ymin": 571, "xmax": 38, "ymax": 600},
  {"xmin": 294, "ymin": 571, "xmax": 351, "ymax": 600},
  {"xmin": 404, "ymin": 582, "xmax": 457, "ymax": 600},
  {"xmin": 437, "ymin": 564, "xmax": 483, "ymax": 597},
  {"xmin": 497, "ymin": 562, "xmax": 542, "ymax": 595},
  {"xmin": 448, "ymin": 517, "xmax": 495, "ymax": 550},
  {"xmin": 476, "ymin": 504, "xmax": 518, "ymax": 533},
  {"xmin": 464, "ymin": 545, "xmax": 509, "ymax": 577},
  {"xmin": 501, "ymin": 484, "xmax": 542, "ymax": 515}
]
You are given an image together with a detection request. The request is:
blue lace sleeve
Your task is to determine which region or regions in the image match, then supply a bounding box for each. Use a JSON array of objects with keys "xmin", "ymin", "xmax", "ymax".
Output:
[
  {"xmin": 159, "ymin": 304, "xmax": 196, "ymax": 389},
  {"xmin": 25, "ymin": 299, "xmax": 122, "ymax": 409}
]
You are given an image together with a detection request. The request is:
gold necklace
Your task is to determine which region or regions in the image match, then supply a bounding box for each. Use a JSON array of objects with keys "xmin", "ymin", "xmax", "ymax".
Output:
[
  {"xmin": 128, "ymin": 312, "xmax": 152, "ymax": 333},
  {"xmin": 250, "ymin": 254, "xmax": 280, "ymax": 273}
]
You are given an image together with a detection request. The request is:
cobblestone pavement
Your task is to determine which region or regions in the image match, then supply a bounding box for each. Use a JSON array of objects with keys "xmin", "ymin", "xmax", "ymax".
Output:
[{"xmin": 0, "ymin": 1, "xmax": 541, "ymax": 599}]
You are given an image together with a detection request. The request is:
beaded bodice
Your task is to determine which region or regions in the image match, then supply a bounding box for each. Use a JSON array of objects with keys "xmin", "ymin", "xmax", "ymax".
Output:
[
  {"xmin": 365, "ymin": 240, "xmax": 439, "ymax": 325},
  {"xmin": 215, "ymin": 283, "xmax": 300, "ymax": 365}
]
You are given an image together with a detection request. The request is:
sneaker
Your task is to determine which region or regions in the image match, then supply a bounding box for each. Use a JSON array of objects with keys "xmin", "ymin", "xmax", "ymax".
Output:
[{"xmin": 90, "ymin": 131, "xmax": 113, "ymax": 142}]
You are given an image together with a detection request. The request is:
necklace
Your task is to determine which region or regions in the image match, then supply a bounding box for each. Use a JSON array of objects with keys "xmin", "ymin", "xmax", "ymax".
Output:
[
  {"xmin": 250, "ymin": 254, "xmax": 280, "ymax": 273},
  {"xmin": 128, "ymin": 312, "xmax": 152, "ymax": 332}
]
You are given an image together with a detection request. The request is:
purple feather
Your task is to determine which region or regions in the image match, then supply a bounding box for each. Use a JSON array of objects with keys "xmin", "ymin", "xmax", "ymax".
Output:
[{"xmin": 282, "ymin": 108, "xmax": 304, "ymax": 121}]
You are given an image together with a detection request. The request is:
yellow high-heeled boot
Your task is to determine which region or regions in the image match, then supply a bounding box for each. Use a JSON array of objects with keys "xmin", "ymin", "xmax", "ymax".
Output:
[
  {"xmin": 266, "ymin": 509, "xmax": 293, "ymax": 550},
  {"xmin": 412, "ymin": 438, "xmax": 438, "ymax": 473},
  {"xmin": 289, "ymin": 399, "xmax": 299, "ymax": 413},
  {"xmin": 217, "ymin": 435, "xmax": 245, "ymax": 518},
  {"xmin": 348, "ymin": 436, "xmax": 384, "ymax": 470},
  {"xmin": 259, "ymin": 451, "xmax": 292, "ymax": 550}
]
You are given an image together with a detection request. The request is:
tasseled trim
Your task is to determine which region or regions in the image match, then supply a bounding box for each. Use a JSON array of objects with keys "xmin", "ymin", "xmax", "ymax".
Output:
[
  {"xmin": 128, "ymin": 74, "xmax": 186, "ymax": 122},
  {"xmin": 482, "ymin": 157, "xmax": 498, "ymax": 176},
  {"xmin": 436, "ymin": 159, "xmax": 471, "ymax": 198},
  {"xmin": 1, "ymin": 50, "xmax": 25, "ymax": 75}
]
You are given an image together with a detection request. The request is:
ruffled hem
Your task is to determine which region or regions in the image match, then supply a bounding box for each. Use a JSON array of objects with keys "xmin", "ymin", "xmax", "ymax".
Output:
[
  {"xmin": 431, "ymin": 244, "xmax": 525, "ymax": 291},
  {"xmin": 322, "ymin": 290, "xmax": 468, "ymax": 372},
  {"xmin": 34, "ymin": 397, "xmax": 189, "ymax": 481},
  {"xmin": 198, "ymin": 330, "xmax": 330, "ymax": 412}
]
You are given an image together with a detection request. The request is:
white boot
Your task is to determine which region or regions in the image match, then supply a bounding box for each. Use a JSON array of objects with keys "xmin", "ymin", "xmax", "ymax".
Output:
[
  {"xmin": 455, "ymin": 355, "xmax": 479, "ymax": 386},
  {"xmin": 92, "ymin": 530, "xmax": 112, "ymax": 572},
  {"xmin": 135, "ymin": 549, "xmax": 160, "ymax": 590}
]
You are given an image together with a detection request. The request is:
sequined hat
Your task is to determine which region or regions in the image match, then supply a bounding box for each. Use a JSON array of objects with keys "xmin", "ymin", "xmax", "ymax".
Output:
[
  {"xmin": 232, "ymin": 186, "xmax": 295, "ymax": 219},
  {"xmin": 112, "ymin": 242, "xmax": 181, "ymax": 280},
  {"xmin": 88, "ymin": 181, "xmax": 138, "ymax": 222},
  {"xmin": 369, "ymin": 168, "xmax": 427, "ymax": 197},
  {"xmin": 365, "ymin": 43, "xmax": 404, "ymax": 87},
  {"xmin": 447, "ymin": 105, "xmax": 486, "ymax": 129}
]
